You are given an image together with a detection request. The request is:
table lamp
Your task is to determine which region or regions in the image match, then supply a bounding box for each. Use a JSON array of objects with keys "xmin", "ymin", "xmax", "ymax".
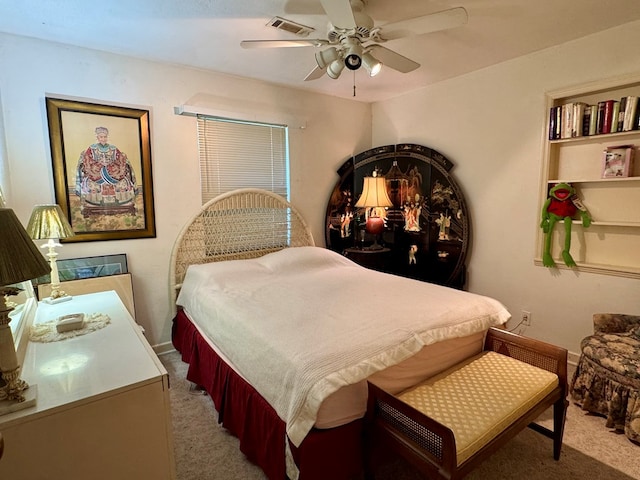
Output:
[
  {"xmin": 26, "ymin": 204, "xmax": 75, "ymax": 303},
  {"xmin": 355, "ymin": 170, "xmax": 393, "ymax": 250},
  {"xmin": 0, "ymin": 208, "xmax": 51, "ymax": 412}
]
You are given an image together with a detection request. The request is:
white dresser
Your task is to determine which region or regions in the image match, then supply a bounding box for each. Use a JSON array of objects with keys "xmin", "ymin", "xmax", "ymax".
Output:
[{"xmin": 0, "ymin": 291, "xmax": 176, "ymax": 479}]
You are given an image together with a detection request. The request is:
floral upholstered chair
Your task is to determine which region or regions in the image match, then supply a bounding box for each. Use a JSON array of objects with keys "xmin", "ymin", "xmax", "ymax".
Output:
[{"xmin": 570, "ymin": 313, "xmax": 640, "ymax": 444}]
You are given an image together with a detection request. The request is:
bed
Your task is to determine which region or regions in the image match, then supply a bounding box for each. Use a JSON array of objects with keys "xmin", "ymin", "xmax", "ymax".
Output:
[{"xmin": 170, "ymin": 188, "xmax": 510, "ymax": 480}]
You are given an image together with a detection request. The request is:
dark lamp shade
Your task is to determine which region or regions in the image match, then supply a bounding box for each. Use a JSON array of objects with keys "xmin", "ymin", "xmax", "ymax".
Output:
[
  {"xmin": 0, "ymin": 208, "xmax": 51, "ymax": 286},
  {"xmin": 26, "ymin": 204, "xmax": 74, "ymax": 240},
  {"xmin": 354, "ymin": 176, "xmax": 393, "ymax": 208}
]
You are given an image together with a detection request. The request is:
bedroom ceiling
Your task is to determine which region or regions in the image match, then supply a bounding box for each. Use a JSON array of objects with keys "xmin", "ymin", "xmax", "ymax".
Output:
[{"xmin": 1, "ymin": 0, "xmax": 640, "ymax": 103}]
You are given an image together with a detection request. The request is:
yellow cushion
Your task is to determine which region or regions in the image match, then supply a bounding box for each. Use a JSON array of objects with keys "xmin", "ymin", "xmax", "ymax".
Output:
[{"xmin": 397, "ymin": 351, "xmax": 559, "ymax": 465}]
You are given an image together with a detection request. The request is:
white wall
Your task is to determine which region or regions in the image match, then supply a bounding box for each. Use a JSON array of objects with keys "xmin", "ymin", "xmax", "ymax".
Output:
[
  {"xmin": 373, "ymin": 21, "xmax": 640, "ymax": 355},
  {"xmin": 4, "ymin": 23, "xmax": 639, "ymax": 356},
  {"xmin": 0, "ymin": 33, "xmax": 372, "ymax": 348}
]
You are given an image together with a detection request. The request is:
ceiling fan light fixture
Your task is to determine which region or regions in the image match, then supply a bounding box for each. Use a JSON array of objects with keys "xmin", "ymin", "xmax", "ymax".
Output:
[
  {"xmin": 343, "ymin": 39, "xmax": 363, "ymax": 71},
  {"xmin": 315, "ymin": 47, "xmax": 339, "ymax": 69},
  {"xmin": 327, "ymin": 59, "xmax": 345, "ymax": 79},
  {"xmin": 345, "ymin": 53, "xmax": 362, "ymax": 71},
  {"xmin": 362, "ymin": 53, "xmax": 382, "ymax": 76}
]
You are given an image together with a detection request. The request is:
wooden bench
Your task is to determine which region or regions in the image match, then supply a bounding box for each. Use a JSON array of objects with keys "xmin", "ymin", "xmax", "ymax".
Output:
[{"xmin": 364, "ymin": 327, "xmax": 568, "ymax": 479}]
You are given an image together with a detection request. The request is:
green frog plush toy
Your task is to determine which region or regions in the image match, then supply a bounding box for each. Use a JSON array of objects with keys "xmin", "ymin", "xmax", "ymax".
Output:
[{"xmin": 540, "ymin": 182, "xmax": 591, "ymax": 268}]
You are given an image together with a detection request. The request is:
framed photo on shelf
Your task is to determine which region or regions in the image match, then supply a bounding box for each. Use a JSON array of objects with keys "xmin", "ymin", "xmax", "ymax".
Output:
[
  {"xmin": 601, "ymin": 144, "xmax": 635, "ymax": 178},
  {"xmin": 46, "ymin": 97, "xmax": 156, "ymax": 242}
]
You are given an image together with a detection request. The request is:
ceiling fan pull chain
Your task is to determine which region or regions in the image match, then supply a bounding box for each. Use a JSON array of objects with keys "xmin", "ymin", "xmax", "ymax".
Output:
[{"xmin": 353, "ymin": 70, "xmax": 356, "ymax": 97}]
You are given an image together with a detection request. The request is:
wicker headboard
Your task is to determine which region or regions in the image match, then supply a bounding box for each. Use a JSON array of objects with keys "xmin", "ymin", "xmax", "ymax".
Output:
[{"xmin": 170, "ymin": 188, "xmax": 315, "ymax": 303}]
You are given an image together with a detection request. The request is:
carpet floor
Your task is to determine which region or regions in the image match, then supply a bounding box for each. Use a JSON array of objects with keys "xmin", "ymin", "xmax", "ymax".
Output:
[{"xmin": 160, "ymin": 350, "xmax": 639, "ymax": 480}]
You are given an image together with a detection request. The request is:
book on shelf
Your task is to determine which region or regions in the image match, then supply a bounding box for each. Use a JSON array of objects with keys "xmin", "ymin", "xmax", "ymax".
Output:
[
  {"xmin": 617, "ymin": 96, "xmax": 627, "ymax": 132},
  {"xmin": 571, "ymin": 102, "xmax": 587, "ymax": 137},
  {"xmin": 595, "ymin": 101, "xmax": 605, "ymax": 134},
  {"xmin": 588, "ymin": 104, "xmax": 597, "ymax": 135},
  {"xmin": 548, "ymin": 105, "xmax": 564, "ymax": 140},
  {"xmin": 554, "ymin": 105, "xmax": 562, "ymax": 139},
  {"xmin": 610, "ymin": 100, "xmax": 620, "ymax": 133},
  {"xmin": 597, "ymin": 99, "xmax": 615, "ymax": 134},
  {"xmin": 582, "ymin": 105, "xmax": 591, "ymax": 137},
  {"xmin": 548, "ymin": 95, "xmax": 640, "ymax": 141},
  {"xmin": 548, "ymin": 106, "xmax": 559, "ymax": 140},
  {"xmin": 561, "ymin": 103, "xmax": 573, "ymax": 139},
  {"xmin": 623, "ymin": 96, "xmax": 638, "ymax": 131}
]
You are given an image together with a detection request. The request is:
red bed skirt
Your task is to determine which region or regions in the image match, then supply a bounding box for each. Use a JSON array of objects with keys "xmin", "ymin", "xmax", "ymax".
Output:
[{"xmin": 172, "ymin": 310, "xmax": 364, "ymax": 480}]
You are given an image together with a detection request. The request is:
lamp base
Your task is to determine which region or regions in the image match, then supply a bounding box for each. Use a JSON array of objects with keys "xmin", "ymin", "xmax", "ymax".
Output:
[
  {"xmin": 365, "ymin": 216, "xmax": 386, "ymax": 250},
  {"xmin": 0, "ymin": 384, "xmax": 37, "ymax": 416},
  {"xmin": 43, "ymin": 295, "xmax": 73, "ymax": 305}
]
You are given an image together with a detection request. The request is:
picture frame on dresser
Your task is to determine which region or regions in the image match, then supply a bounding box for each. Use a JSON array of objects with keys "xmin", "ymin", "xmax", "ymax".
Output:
[
  {"xmin": 32, "ymin": 253, "xmax": 128, "ymax": 287},
  {"xmin": 37, "ymin": 273, "xmax": 136, "ymax": 319},
  {"xmin": 45, "ymin": 97, "xmax": 156, "ymax": 242}
]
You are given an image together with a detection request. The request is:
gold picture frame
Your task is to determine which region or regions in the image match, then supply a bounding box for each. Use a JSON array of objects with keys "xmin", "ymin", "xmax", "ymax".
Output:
[{"xmin": 46, "ymin": 97, "xmax": 156, "ymax": 242}]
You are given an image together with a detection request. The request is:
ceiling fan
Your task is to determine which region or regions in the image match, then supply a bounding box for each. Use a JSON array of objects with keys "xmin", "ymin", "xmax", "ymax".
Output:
[{"xmin": 240, "ymin": 0, "xmax": 468, "ymax": 81}]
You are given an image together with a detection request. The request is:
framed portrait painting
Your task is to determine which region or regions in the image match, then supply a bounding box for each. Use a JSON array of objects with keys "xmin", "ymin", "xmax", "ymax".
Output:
[{"xmin": 46, "ymin": 97, "xmax": 156, "ymax": 242}]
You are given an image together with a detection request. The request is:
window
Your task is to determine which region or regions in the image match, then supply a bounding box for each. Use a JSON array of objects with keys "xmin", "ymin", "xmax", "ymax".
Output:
[{"xmin": 197, "ymin": 115, "xmax": 289, "ymax": 204}]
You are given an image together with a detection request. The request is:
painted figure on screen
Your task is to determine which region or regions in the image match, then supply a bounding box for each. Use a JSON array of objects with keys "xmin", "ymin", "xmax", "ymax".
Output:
[{"xmin": 75, "ymin": 127, "xmax": 138, "ymax": 216}]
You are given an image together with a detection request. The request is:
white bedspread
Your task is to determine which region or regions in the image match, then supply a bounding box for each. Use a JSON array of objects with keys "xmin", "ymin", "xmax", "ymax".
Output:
[{"xmin": 177, "ymin": 246, "xmax": 510, "ymax": 447}]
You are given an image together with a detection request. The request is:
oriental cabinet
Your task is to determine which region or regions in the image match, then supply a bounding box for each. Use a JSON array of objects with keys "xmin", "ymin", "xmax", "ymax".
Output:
[{"xmin": 325, "ymin": 144, "xmax": 470, "ymax": 289}]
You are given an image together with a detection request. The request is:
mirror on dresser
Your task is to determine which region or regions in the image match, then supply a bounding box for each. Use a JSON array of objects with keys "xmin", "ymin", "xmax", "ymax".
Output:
[
  {"xmin": 7, "ymin": 280, "xmax": 37, "ymax": 365},
  {"xmin": 0, "ymin": 186, "xmax": 39, "ymax": 365}
]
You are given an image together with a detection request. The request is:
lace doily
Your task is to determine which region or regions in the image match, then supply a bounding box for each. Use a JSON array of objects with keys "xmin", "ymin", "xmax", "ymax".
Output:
[{"xmin": 29, "ymin": 313, "xmax": 111, "ymax": 343}]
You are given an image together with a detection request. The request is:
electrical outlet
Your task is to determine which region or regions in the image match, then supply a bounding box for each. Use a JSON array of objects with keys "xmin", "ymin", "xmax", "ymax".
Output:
[{"xmin": 522, "ymin": 310, "xmax": 531, "ymax": 326}]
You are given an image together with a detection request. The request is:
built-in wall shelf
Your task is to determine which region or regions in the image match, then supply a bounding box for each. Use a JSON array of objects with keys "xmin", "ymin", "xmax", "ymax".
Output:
[
  {"xmin": 536, "ymin": 72, "xmax": 640, "ymax": 279},
  {"xmin": 533, "ymin": 258, "xmax": 640, "ymax": 279},
  {"xmin": 549, "ymin": 129, "xmax": 639, "ymax": 145},
  {"xmin": 548, "ymin": 177, "xmax": 640, "ymax": 184}
]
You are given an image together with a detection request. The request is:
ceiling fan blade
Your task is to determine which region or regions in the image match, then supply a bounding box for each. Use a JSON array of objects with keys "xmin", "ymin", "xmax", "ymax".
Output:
[
  {"xmin": 304, "ymin": 65, "xmax": 326, "ymax": 81},
  {"xmin": 320, "ymin": 0, "xmax": 357, "ymax": 29},
  {"xmin": 380, "ymin": 7, "xmax": 468, "ymax": 40},
  {"xmin": 369, "ymin": 45, "xmax": 420, "ymax": 73},
  {"xmin": 241, "ymin": 39, "xmax": 328, "ymax": 49}
]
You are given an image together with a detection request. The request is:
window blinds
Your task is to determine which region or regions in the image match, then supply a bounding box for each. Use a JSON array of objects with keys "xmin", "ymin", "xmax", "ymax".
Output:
[{"xmin": 197, "ymin": 115, "xmax": 289, "ymax": 205}]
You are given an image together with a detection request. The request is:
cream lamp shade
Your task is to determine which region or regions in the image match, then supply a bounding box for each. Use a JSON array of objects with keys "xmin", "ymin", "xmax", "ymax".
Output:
[
  {"xmin": 354, "ymin": 175, "xmax": 393, "ymax": 209},
  {"xmin": 26, "ymin": 204, "xmax": 74, "ymax": 303},
  {"xmin": 26, "ymin": 204, "xmax": 75, "ymax": 240},
  {"xmin": 354, "ymin": 172, "xmax": 392, "ymax": 250}
]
